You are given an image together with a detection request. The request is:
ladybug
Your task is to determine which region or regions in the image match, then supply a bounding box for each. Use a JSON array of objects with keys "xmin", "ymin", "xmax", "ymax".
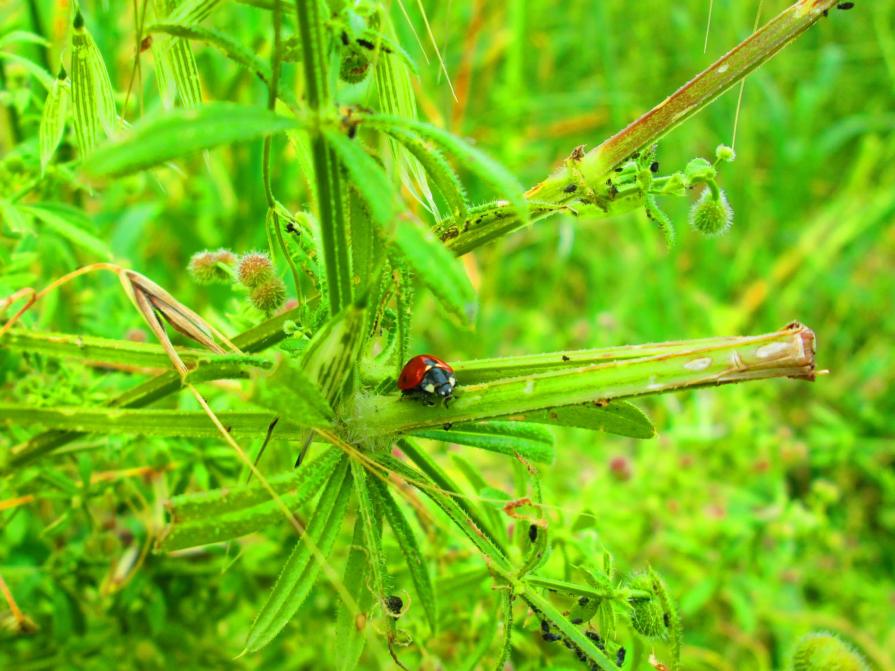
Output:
[{"xmin": 398, "ymin": 354, "xmax": 456, "ymax": 405}]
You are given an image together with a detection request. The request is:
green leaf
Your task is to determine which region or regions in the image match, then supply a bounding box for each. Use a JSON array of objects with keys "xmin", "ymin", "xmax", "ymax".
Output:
[
  {"xmin": 148, "ymin": 21, "xmax": 286, "ymax": 104},
  {"xmin": 398, "ymin": 438, "xmax": 507, "ymax": 557},
  {"xmin": 411, "ymin": 420, "xmax": 555, "ymax": 464},
  {"xmin": 39, "ymin": 70, "xmax": 70, "ymax": 174},
  {"xmin": 365, "ymin": 114, "xmax": 527, "ymax": 225},
  {"xmin": 167, "ymin": 0, "xmax": 224, "ymax": 25},
  {"xmin": 160, "ymin": 448, "xmax": 342, "ymax": 550},
  {"xmin": 323, "ymin": 130, "xmax": 396, "ymax": 233},
  {"xmin": 245, "ymin": 456, "xmax": 352, "ymax": 652},
  {"xmin": 1, "ymin": 329, "xmax": 271, "ymax": 370},
  {"xmin": 5, "ymin": 306, "xmax": 308, "ymax": 471},
  {"xmin": 0, "ymin": 199, "xmax": 33, "ymax": 235},
  {"xmin": 70, "ymin": 19, "xmax": 117, "ymax": 153},
  {"xmin": 373, "ymin": 451, "xmax": 508, "ymax": 565},
  {"xmin": 299, "ymin": 301, "xmax": 367, "ymax": 405},
  {"xmin": 21, "ymin": 204, "xmax": 112, "ymax": 259},
  {"xmin": 520, "ymin": 401, "xmax": 655, "ymax": 439},
  {"xmin": 335, "ymin": 515, "xmax": 376, "ymax": 671},
  {"xmin": 394, "ymin": 218, "xmax": 476, "ymax": 326},
  {"xmin": 368, "ymin": 476, "xmax": 438, "ymax": 633},
  {"xmin": 0, "ymin": 406, "xmax": 323, "ymax": 438},
  {"xmin": 376, "ymin": 124, "xmax": 468, "ymax": 221},
  {"xmin": 87, "ymin": 102, "xmax": 307, "ymax": 176},
  {"xmin": 253, "ymin": 358, "xmax": 335, "ymax": 428}
]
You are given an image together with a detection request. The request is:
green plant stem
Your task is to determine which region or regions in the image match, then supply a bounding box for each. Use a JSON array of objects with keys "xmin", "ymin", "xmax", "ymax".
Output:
[
  {"xmin": 350, "ymin": 323, "xmax": 815, "ymax": 436},
  {"xmin": 0, "ymin": 407, "xmax": 312, "ymax": 439},
  {"xmin": 440, "ymin": 0, "xmax": 841, "ymax": 255},
  {"xmin": 528, "ymin": 0, "xmax": 840, "ymax": 204},
  {"xmin": 294, "ymin": 0, "xmax": 351, "ymax": 315},
  {"xmin": 4, "ymin": 306, "xmax": 303, "ymax": 470},
  {"xmin": 1, "ymin": 329, "xmax": 271, "ymax": 370},
  {"xmin": 262, "ymin": 0, "xmax": 303, "ymax": 299}
]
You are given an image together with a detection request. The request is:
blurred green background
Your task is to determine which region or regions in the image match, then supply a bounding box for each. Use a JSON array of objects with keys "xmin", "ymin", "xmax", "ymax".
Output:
[{"xmin": 1, "ymin": 0, "xmax": 893, "ymax": 669}]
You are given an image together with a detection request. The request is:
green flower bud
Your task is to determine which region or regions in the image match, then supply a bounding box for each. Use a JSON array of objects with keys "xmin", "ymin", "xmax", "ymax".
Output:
[
  {"xmin": 237, "ymin": 252, "xmax": 274, "ymax": 288},
  {"xmin": 250, "ymin": 277, "xmax": 286, "ymax": 313},
  {"xmin": 791, "ymin": 633, "xmax": 868, "ymax": 671},
  {"xmin": 627, "ymin": 573, "xmax": 666, "ymax": 639},
  {"xmin": 715, "ymin": 144, "xmax": 736, "ymax": 162},
  {"xmin": 688, "ymin": 188, "xmax": 733, "ymax": 237},
  {"xmin": 188, "ymin": 248, "xmax": 236, "ymax": 285},
  {"xmin": 684, "ymin": 157, "xmax": 715, "ymax": 183}
]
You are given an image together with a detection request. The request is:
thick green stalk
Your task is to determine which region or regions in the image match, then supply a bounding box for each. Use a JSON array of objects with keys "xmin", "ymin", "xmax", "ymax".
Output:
[
  {"xmin": 294, "ymin": 0, "xmax": 352, "ymax": 315},
  {"xmin": 5, "ymin": 306, "xmax": 303, "ymax": 470},
  {"xmin": 442, "ymin": 0, "xmax": 842, "ymax": 254},
  {"xmin": 528, "ymin": 0, "xmax": 840, "ymax": 204},
  {"xmin": 0, "ymin": 407, "xmax": 316, "ymax": 439},
  {"xmin": 350, "ymin": 323, "xmax": 815, "ymax": 436},
  {"xmin": 1, "ymin": 330, "xmax": 270, "ymax": 370}
]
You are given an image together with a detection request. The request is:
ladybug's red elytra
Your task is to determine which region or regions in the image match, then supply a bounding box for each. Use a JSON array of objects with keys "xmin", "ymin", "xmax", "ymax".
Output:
[{"xmin": 398, "ymin": 354, "xmax": 456, "ymax": 405}]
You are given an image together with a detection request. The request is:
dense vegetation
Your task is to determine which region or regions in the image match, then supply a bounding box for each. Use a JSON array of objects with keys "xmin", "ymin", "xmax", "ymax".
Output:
[{"xmin": 1, "ymin": 1, "xmax": 892, "ymax": 669}]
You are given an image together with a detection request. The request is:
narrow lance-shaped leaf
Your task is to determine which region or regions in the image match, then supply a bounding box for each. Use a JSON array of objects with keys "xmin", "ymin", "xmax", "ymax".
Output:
[
  {"xmin": 87, "ymin": 102, "xmax": 308, "ymax": 176},
  {"xmin": 376, "ymin": 124, "xmax": 468, "ymax": 222},
  {"xmin": 364, "ymin": 114, "xmax": 527, "ymax": 226},
  {"xmin": 373, "ymin": 451, "xmax": 510, "ymax": 567},
  {"xmin": 1, "ymin": 329, "xmax": 269, "ymax": 371},
  {"xmin": 399, "ymin": 438, "xmax": 507, "ymax": 557},
  {"xmin": 70, "ymin": 12, "xmax": 117, "ymax": 153},
  {"xmin": 39, "ymin": 68, "xmax": 70, "ymax": 174},
  {"xmin": 5, "ymin": 306, "xmax": 308, "ymax": 470},
  {"xmin": 159, "ymin": 448, "xmax": 342, "ymax": 550},
  {"xmin": 323, "ymin": 130, "xmax": 396, "ymax": 233},
  {"xmin": 148, "ymin": 22, "xmax": 289, "ymax": 103},
  {"xmin": 252, "ymin": 358, "xmax": 335, "ymax": 429},
  {"xmin": 244, "ymin": 456, "xmax": 352, "ymax": 652},
  {"xmin": 21, "ymin": 203, "xmax": 112, "ymax": 260},
  {"xmin": 394, "ymin": 218, "xmax": 477, "ymax": 326},
  {"xmin": 375, "ymin": 27, "xmax": 440, "ymax": 217},
  {"xmin": 517, "ymin": 402, "xmax": 654, "ymax": 440},
  {"xmin": 0, "ymin": 406, "xmax": 323, "ymax": 439},
  {"xmin": 334, "ymin": 515, "xmax": 376, "ymax": 671},
  {"xmin": 367, "ymin": 475, "xmax": 438, "ymax": 633},
  {"xmin": 411, "ymin": 420, "xmax": 555, "ymax": 465}
]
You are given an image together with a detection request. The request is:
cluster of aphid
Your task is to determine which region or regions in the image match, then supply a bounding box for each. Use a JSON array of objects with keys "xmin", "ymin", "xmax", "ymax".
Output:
[{"xmin": 537, "ymin": 614, "xmax": 626, "ymax": 670}]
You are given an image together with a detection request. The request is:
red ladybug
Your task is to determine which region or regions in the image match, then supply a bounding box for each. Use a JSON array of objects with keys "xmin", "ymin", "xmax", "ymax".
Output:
[{"xmin": 398, "ymin": 354, "xmax": 456, "ymax": 405}]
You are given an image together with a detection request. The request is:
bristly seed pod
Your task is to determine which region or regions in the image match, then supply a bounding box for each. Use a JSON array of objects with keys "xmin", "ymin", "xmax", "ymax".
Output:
[
  {"xmin": 791, "ymin": 632, "xmax": 869, "ymax": 671},
  {"xmin": 339, "ymin": 46, "xmax": 371, "ymax": 83},
  {"xmin": 188, "ymin": 249, "xmax": 236, "ymax": 285},
  {"xmin": 627, "ymin": 573, "xmax": 666, "ymax": 639},
  {"xmin": 250, "ymin": 277, "xmax": 286, "ymax": 313},
  {"xmin": 688, "ymin": 188, "xmax": 733, "ymax": 238},
  {"xmin": 237, "ymin": 252, "xmax": 275, "ymax": 288}
]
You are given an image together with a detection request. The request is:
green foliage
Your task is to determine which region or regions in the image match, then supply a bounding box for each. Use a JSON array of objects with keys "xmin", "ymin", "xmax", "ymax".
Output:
[{"xmin": 1, "ymin": 1, "xmax": 890, "ymax": 670}]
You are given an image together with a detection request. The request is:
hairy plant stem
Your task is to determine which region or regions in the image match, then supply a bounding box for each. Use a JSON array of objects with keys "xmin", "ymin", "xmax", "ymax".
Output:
[
  {"xmin": 294, "ymin": 0, "xmax": 352, "ymax": 315},
  {"xmin": 4, "ymin": 306, "xmax": 303, "ymax": 470},
  {"xmin": 263, "ymin": 0, "xmax": 303, "ymax": 299},
  {"xmin": 442, "ymin": 0, "xmax": 842, "ymax": 255},
  {"xmin": 350, "ymin": 323, "xmax": 815, "ymax": 436}
]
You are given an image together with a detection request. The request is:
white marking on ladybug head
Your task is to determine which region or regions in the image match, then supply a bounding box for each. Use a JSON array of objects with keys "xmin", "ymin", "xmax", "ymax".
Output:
[
  {"xmin": 424, "ymin": 383, "xmax": 436, "ymax": 393},
  {"xmin": 449, "ymin": 376, "xmax": 456, "ymax": 386}
]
